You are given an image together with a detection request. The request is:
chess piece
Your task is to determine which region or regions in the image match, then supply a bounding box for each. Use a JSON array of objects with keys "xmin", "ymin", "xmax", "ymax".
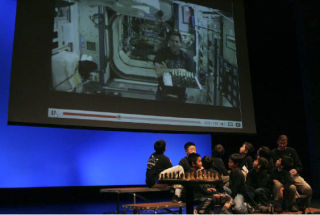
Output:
[
  {"xmin": 191, "ymin": 172, "xmax": 195, "ymax": 180},
  {"xmin": 204, "ymin": 171, "xmax": 207, "ymax": 180},
  {"xmin": 199, "ymin": 172, "xmax": 203, "ymax": 180},
  {"xmin": 215, "ymin": 174, "xmax": 219, "ymax": 181}
]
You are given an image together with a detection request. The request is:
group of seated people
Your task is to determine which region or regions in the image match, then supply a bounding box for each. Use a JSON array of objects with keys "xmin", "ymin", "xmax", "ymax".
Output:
[{"xmin": 145, "ymin": 134, "xmax": 313, "ymax": 214}]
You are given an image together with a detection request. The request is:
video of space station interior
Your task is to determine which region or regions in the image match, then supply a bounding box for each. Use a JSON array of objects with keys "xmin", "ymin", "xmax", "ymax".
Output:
[{"xmin": 52, "ymin": 0, "xmax": 240, "ymax": 108}]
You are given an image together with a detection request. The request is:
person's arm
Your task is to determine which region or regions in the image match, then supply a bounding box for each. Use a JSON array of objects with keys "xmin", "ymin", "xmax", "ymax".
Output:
[
  {"xmin": 259, "ymin": 171, "xmax": 272, "ymax": 189},
  {"xmin": 279, "ymin": 187, "xmax": 284, "ymax": 199},
  {"xmin": 212, "ymin": 158, "xmax": 228, "ymax": 176},
  {"xmin": 165, "ymin": 156, "xmax": 173, "ymax": 169},
  {"xmin": 247, "ymin": 156, "xmax": 254, "ymax": 170},
  {"xmin": 271, "ymin": 168, "xmax": 281, "ymax": 185},
  {"xmin": 283, "ymin": 171, "xmax": 294, "ymax": 189},
  {"xmin": 178, "ymin": 157, "xmax": 185, "ymax": 166},
  {"xmin": 215, "ymin": 172, "xmax": 225, "ymax": 192},
  {"xmin": 230, "ymin": 171, "xmax": 244, "ymax": 197},
  {"xmin": 155, "ymin": 62, "xmax": 168, "ymax": 78},
  {"xmin": 154, "ymin": 49, "xmax": 168, "ymax": 78},
  {"xmin": 246, "ymin": 171, "xmax": 254, "ymax": 187},
  {"xmin": 158, "ymin": 156, "xmax": 173, "ymax": 171},
  {"xmin": 185, "ymin": 55, "xmax": 195, "ymax": 74},
  {"xmin": 218, "ymin": 158, "xmax": 229, "ymax": 176},
  {"xmin": 146, "ymin": 155, "xmax": 157, "ymax": 187},
  {"xmin": 271, "ymin": 149, "xmax": 279, "ymax": 166},
  {"xmin": 178, "ymin": 158, "xmax": 189, "ymax": 172},
  {"xmin": 154, "ymin": 48, "xmax": 165, "ymax": 65},
  {"xmin": 291, "ymin": 148, "xmax": 303, "ymax": 174},
  {"xmin": 266, "ymin": 173, "xmax": 274, "ymax": 191}
]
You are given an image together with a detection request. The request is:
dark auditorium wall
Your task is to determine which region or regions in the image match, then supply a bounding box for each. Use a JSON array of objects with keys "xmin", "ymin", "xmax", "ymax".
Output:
[
  {"xmin": 298, "ymin": 0, "xmax": 320, "ymax": 195},
  {"xmin": 212, "ymin": 0, "xmax": 320, "ymax": 196}
]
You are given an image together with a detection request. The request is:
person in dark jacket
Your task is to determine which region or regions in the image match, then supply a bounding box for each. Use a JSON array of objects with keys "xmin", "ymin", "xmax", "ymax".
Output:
[
  {"xmin": 228, "ymin": 153, "xmax": 252, "ymax": 214},
  {"xmin": 187, "ymin": 153, "xmax": 215, "ymax": 214},
  {"xmin": 246, "ymin": 157, "xmax": 273, "ymax": 209},
  {"xmin": 159, "ymin": 142, "xmax": 196, "ymax": 202},
  {"xmin": 272, "ymin": 155, "xmax": 298, "ymax": 212},
  {"xmin": 179, "ymin": 142, "xmax": 196, "ymax": 172},
  {"xmin": 201, "ymin": 156, "xmax": 224, "ymax": 194},
  {"xmin": 239, "ymin": 141, "xmax": 255, "ymax": 174},
  {"xmin": 202, "ymin": 156, "xmax": 233, "ymax": 214},
  {"xmin": 154, "ymin": 31, "xmax": 194, "ymax": 102},
  {"xmin": 212, "ymin": 144, "xmax": 228, "ymax": 176},
  {"xmin": 257, "ymin": 146, "xmax": 274, "ymax": 173},
  {"xmin": 272, "ymin": 134, "xmax": 312, "ymax": 208},
  {"xmin": 146, "ymin": 140, "xmax": 172, "ymax": 187}
]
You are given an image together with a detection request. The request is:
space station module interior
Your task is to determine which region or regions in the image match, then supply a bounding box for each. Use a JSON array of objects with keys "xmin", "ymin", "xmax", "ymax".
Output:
[{"xmin": 52, "ymin": 0, "xmax": 240, "ymax": 107}]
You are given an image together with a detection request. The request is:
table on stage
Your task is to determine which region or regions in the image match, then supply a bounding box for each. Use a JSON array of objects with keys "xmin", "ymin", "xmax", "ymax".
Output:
[{"xmin": 100, "ymin": 186, "xmax": 170, "ymax": 213}]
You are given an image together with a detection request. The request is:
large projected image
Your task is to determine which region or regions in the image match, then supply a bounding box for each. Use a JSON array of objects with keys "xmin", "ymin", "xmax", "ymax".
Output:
[
  {"xmin": 9, "ymin": 0, "xmax": 255, "ymax": 133},
  {"xmin": 52, "ymin": 0, "xmax": 239, "ymax": 107}
]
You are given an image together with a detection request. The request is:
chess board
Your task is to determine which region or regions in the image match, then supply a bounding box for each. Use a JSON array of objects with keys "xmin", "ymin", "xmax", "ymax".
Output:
[{"xmin": 159, "ymin": 170, "xmax": 221, "ymax": 185}]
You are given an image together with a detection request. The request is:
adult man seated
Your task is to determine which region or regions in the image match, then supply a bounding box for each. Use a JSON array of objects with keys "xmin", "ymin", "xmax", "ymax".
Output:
[{"xmin": 272, "ymin": 134, "xmax": 312, "ymax": 210}]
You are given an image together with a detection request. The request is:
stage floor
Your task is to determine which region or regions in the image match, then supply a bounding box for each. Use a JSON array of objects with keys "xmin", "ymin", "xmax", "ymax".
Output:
[{"xmin": 0, "ymin": 198, "xmax": 319, "ymax": 214}]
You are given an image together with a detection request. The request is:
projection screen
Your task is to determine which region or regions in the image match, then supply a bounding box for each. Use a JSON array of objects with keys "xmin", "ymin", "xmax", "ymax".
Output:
[{"xmin": 9, "ymin": 0, "xmax": 256, "ymax": 133}]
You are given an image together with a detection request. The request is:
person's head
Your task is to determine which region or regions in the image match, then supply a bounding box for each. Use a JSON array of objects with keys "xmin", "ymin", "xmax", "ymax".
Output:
[
  {"xmin": 154, "ymin": 140, "xmax": 166, "ymax": 154},
  {"xmin": 275, "ymin": 155, "xmax": 293, "ymax": 170},
  {"xmin": 202, "ymin": 156, "xmax": 213, "ymax": 170},
  {"xmin": 228, "ymin": 153, "xmax": 243, "ymax": 170},
  {"xmin": 257, "ymin": 146, "xmax": 272, "ymax": 161},
  {"xmin": 79, "ymin": 60, "xmax": 98, "ymax": 80},
  {"xmin": 239, "ymin": 141, "xmax": 254, "ymax": 156},
  {"xmin": 167, "ymin": 31, "xmax": 182, "ymax": 55},
  {"xmin": 188, "ymin": 153, "xmax": 202, "ymax": 170},
  {"xmin": 277, "ymin": 134, "xmax": 288, "ymax": 151},
  {"xmin": 253, "ymin": 157, "xmax": 269, "ymax": 171},
  {"xmin": 213, "ymin": 144, "xmax": 225, "ymax": 158},
  {"xmin": 184, "ymin": 142, "xmax": 196, "ymax": 155}
]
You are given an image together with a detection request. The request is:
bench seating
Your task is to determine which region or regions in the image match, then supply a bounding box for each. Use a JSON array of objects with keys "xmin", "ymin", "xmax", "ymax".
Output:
[
  {"xmin": 100, "ymin": 186, "xmax": 170, "ymax": 213},
  {"xmin": 122, "ymin": 201, "xmax": 186, "ymax": 214}
]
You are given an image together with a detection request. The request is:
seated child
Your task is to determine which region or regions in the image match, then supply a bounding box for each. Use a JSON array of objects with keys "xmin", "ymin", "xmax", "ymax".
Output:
[
  {"xmin": 212, "ymin": 144, "xmax": 228, "ymax": 176},
  {"xmin": 202, "ymin": 156, "xmax": 233, "ymax": 214},
  {"xmin": 159, "ymin": 142, "xmax": 196, "ymax": 201},
  {"xmin": 146, "ymin": 140, "xmax": 172, "ymax": 187},
  {"xmin": 179, "ymin": 142, "xmax": 197, "ymax": 172},
  {"xmin": 187, "ymin": 153, "xmax": 214, "ymax": 214},
  {"xmin": 272, "ymin": 155, "xmax": 298, "ymax": 212},
  {"xmin": 228, "ymin": 153, "xmax": 253, "ymax": 214},
  {"xmin": 246, "ymin": 157, "xmax": 273, "ymax": 212},
  {"xmin": 257, "ymin": 146, "xmax": 274, "ymax": 173},
  {"xmin": 239, "ymin": 141, "xmax": 255, "ymax": 175}
]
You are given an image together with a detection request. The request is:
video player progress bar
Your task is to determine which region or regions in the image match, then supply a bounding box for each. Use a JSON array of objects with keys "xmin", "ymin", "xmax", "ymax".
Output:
[{"xmin": 48, "ymin": 108, "xmax": 243, "ymax": 129}]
